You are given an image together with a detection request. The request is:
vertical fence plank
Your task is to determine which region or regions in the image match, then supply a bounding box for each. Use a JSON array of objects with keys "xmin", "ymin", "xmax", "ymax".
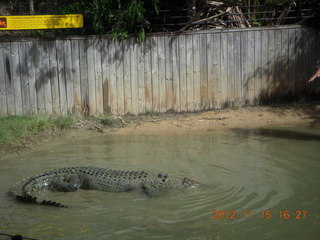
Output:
[
  {"xmin": 48, "ymin": 40, "xmax": 60, "ymax": 115},
  {"xmin": 87, "ymin": 37, "xmax": 97, "ymax": 116},
  {"xmin": 267, "ymin": 29, "xmax": 275, "ymax": 103},
  {"xmin": 179, "ymin": 35, "xmax": 187, "ymax": 112},
  {"xmin": 158, "ymin": 36, "xmax": 166, "ymax": 113},
  {"xmin": 35, "ymin": 42, "xmax": 44, "ymax": 114},
  {"xmin": 19, "ymin": 42, "xmax": 30, "ymax": 114},
  {"xmin": 254, "ymin": 30, "xmax": 262, "ymax": 105},
  {"xmin": 261, "ymin": 30, "xmax": 269, "ymax": 103},
  {"xmin": 220, "ymin": 32, "xmax": 228, "ymax": 107},
  {"xmin": 307, "ymin": 29, "xmax": 315, "ymax": 80},
  {"xmin": 3, "ymin": 42, "xmax": 15, "ymax": 115},
  {"xmin": 297, "ymin": 27, "xmax": 307, "ymax": 97},
  {"xmin": 172, "ymin": 35, "xmax": 180, "ymax": 112},
  {"xmin": 207, "ymin": 33, "xmax": 214, "ymax": 109},
  {"xmin": 136, "ymin": 40, "xmax": 144, "ymax": 114},
  {"xmin": 56, "ymin": 40, "xmax": 67, "ymax": 115},
  {"xmin": 212, "ymin": 32, "xmax": 221, "ymax": 109},
  {"xmin": 193, "ymin": 34, "xmax": 201, "ymax": 111},
  {"xmin": 287, "ymin": 28, "xmax": 296, "ymax": 99},
  {"xmin": 234, "ymin": 31, "xmax": 241, "ymax": 107},
  {"xmin": 94, "ymin": 37, "xmax": 103, "ymax": 115},
  {"xmin": 71, "ymin": 39, "xmax": 81, "ymax": 116},
  {"xmin": 240, "ymin": 31, "xmax": 248, "ymax": 106},
  {"xmin": 101, "ymin": 39, "xmax": 111, "ymax": 114},
  {"xmin": 79, "ymin": 39, "xmax": 89, "ymax": 116},
  {"xmin": 0, "ymin": 43, "xmax": 7, "ymax": 115},
  {"xmin": 34, "ymin": 41, "xmax": 45, "ymax": 114},
  {"xmin": 280, "ymin": 28, "xmax": 289, "ymax": 101},
  {"xmin": 41, "ymin": 41, "xmax": 52, "ymax": 115},
  {"xmin": 186, "ymin": 34, "xmax": 194, "ymax": 112},
  {"xmin": 227, "ymin": 32, "xmax": 235, "ymax": 107},
  {"xmin": 63, "ymin": 40, "xmax": 72, "ymax": 114},
  {"xmin": 301, "ymin": 28, "xmax": 309, "ymax": 96},
  {"xmin": 165, "ymin": 35, "xmax": 173, "ymax": 112},
  {"xmin": 307, "ymin": 29, "xmax": 316, "ymax": 96},
  {"xmin": 294, "ymin": 28, "xmax": 303, "ymax": 98},
  {"xmin": 137, "ymin": 41, "xmax": 146, "ymax": 114},
  {"xmin": 10, "ymin": 42, "xmax": 23, "ymax": 115},
  {"xmin": 130, "ymin": 38, "xmax": 139, "ymax": 115},
  {"xmin": 10, "ymin": 42, "xmax": 22, "ymax": 115},
  {"xmin": 151, "ymin": 37, "xmax": 159, "ymax": 112},
  {"xmin": 144, "ymin": 38, "xmax": 152, "ymax": 113},
  {"xmin": 247, "ymin": 31, "xmax": 255, "ymax": 105},
  {"xmin": 91, "ymin": 38, "xmax": 99, "ymax": 116},
  {"xmin": 116, "ymin": 39, "xmax": 125, "ymax": 115},
  {"xmin": 26, "ymin": 42, "xmax": 37, "ymax": 114},
  {"xmin": 122, "ymin": 39, "xmax": 132, "ymax": 114},
  {"xmin": 200, "ymin": 33, "xmax": 208, "ymax": 110},
  {"xmin": 274, "ymin": 29, "xmax": 282, "ymax": 102},
  {"xmin": 64, "ymin": 40, "xmax": 74, "ymax": 114},
  {"xmin": 109, "ymin": 40, "xmax": 118, "ymax": 115}
]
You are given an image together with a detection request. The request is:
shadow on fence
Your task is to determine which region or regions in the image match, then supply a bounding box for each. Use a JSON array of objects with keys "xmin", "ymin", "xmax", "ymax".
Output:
[{"xmin": 0, "ymin": 26, "xmax": 319, "ymax": 117}]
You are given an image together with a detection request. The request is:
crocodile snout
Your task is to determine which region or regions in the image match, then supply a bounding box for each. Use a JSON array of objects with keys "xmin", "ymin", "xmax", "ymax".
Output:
[{"xmin": 182, "ymin": 177, "xmax": 207, "ymax": 188}]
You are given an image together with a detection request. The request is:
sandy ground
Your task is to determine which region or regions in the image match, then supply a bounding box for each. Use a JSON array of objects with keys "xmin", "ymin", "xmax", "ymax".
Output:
[
  {"xmin": 112, "ymin": 104, "xmax": 320, "ymax": 135},
  {"xmin": 1, "ymin": 103, "xmax": 319, "ymax": 159}
]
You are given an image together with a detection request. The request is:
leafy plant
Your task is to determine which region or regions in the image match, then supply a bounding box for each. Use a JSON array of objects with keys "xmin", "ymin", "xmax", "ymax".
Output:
[{"xmin": 58, "ymin": 0, "xmax": 159, "ymax": 41}]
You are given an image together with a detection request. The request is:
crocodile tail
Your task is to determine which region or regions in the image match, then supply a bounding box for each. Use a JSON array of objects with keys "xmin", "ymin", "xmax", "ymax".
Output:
[
  {"xmin": 40, "ymin": 200, "xmax": 67, "ymax": 208},
  {"xmin": 14, "ymin": 192, "xmax": 67, "ymax": 208},
  {"xmin": 15, "ymin": 193, "xmax": 37, "ymax": 203},
  {"xmin": 11, "ymin": 177, "xmax": 67, "ymax": 208}
]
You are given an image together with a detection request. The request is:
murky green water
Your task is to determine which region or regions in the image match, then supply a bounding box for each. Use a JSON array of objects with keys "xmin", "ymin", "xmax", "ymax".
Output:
[{"xmin": 0, "ymin": 127, "xmax": 319, "ymax": 240}]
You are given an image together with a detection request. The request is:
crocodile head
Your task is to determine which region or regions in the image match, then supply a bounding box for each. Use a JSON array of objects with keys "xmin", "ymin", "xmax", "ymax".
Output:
[{"xmin": 182, "ymin": 177, "xmax": 206, "ymax": 189}]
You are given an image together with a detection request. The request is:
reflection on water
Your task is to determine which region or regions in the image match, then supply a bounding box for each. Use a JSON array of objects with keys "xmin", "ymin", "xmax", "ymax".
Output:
[
  {"xmin": 231, "ymin": 128, "xmax": 320, "ymax": 141},
  {"xmin": 0, "ymin": 127, "xmax": 319, "ymax": 240}
]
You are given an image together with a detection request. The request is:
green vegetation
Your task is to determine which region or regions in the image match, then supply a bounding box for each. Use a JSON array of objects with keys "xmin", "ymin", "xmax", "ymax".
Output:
[
  {"xmin": 0, "ymin": 115, "xmax": 74, "ymax": 144},
  {"xmin": 4, "ymin": 0, "xmax": 317, "ymax": 38},
  {"xmin": 144, "ymin": 110, "xmax": 157, "ymax": 117},
  {"xmin": 58, "ymin": 0, "xmax": 160, "ymax": 41},
  {"xmin": 99, "ymin": 114, "xmax": 116, "ymax": 126}
]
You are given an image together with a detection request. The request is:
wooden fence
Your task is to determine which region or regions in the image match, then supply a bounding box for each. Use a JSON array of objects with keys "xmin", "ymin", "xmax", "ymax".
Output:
[{"xmin": 0, "ymin": 25, "xmax": 319, "ymax": 116}]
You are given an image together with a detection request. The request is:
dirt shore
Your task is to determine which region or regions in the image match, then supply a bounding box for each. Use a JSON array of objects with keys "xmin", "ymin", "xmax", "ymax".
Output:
[
  {"xmin": 114, "ymin": 103, "xmax": 320, "ymax": 135},
  {"xmin": 1, "ymin": 103, "xmax": 319, "ymax": 160}
]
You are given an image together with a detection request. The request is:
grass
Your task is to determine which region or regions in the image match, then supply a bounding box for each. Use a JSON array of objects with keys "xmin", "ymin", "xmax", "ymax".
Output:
[
  {"xmin": 99, "ymin": 115, "xmax": 116, "ymax": 126},
  {"xmin": 0, "ymin": 115, "xmax": 74, "ymax": 144},
  {"xmin": 144, "ymin": 110, "xmax": 157, "ymax": 117}
]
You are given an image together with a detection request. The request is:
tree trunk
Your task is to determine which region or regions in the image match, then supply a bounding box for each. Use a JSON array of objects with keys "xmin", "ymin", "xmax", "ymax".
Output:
[{"xmin": 29, "ymin": 0, "xmax": 34, "ymax": 15}]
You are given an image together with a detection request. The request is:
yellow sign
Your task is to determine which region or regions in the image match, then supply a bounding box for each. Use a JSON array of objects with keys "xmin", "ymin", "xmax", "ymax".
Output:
[{"xmin": 0, "ymin": 14, "xmax": 83, "ymax": 30}]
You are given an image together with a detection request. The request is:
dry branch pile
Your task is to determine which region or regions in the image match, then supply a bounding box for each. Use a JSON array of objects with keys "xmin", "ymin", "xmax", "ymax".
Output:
[
  {"xmin": 177, "ymin": 0, "xmax": 317, "ymax": 31},
  {"xmin": 181, "ymin": 1, "xmax": 251, "ymax": 31}
]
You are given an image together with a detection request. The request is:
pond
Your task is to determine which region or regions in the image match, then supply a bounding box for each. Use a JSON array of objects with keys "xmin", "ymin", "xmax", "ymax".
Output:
[{"xmin": 0, "ymin": 126, "xmax": 319, "ymax": 240}]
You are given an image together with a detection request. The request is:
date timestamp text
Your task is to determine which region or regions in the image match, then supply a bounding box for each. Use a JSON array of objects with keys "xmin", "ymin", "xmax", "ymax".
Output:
[{"xmin": 211, "ymin": 210, "xmax": 308, "ymax": 220}]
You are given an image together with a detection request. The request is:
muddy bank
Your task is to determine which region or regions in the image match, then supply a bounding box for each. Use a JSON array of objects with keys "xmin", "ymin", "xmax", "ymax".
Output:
[
  {"xmin": 1, "ymin": 103, "xmax": 319, "ymax": 159},
  {"xmin": 114, "ymin": 103, "xmax": 320, "ymax": 135}
]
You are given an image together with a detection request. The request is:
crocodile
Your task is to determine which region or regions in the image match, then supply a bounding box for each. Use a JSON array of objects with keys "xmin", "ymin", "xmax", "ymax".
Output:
[{"xmin": 11, "ymin": 166, "xmax": 205, "ymax": 207}]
